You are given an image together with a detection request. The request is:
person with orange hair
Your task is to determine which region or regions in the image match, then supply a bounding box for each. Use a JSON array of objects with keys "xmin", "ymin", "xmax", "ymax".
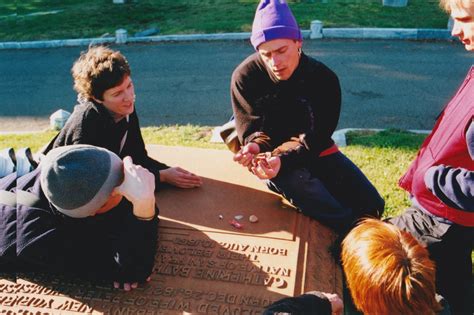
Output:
[
  {"xmin": 263, "ymin": 219, "xmax": 450, "ymax": 315},
  {"xmin": 342, "ymin": 219, "xmax": 448, "ymax": 315}
]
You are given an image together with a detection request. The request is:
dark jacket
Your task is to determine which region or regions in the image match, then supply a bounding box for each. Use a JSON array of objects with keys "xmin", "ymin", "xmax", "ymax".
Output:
[
  {"xmin": 0, "ymin": 173, "xmax": 16, "ymax": 271},
  {"xmin": 231, "ymin": 52, "xmax": 341, "ymax": 169},
  {"xmin": 263, "ymin": 293, "xmax": 451, "ymax": 315},
  {"xmin": 263, "ymin": 293, "xmax": 332, "ymax": 315},
  {"xmin": 44, "ymin": 101, "xmax": 169, "ymax": 189},
  {"xmin": 15, "ymin": 168, "xmax": 158, "ymax": 283}
]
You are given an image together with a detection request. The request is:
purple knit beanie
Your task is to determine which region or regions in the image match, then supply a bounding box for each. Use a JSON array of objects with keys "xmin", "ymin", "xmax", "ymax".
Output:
[{"xmin": 250, "ymin": 0, "xmax": 302, "ymax": 50}]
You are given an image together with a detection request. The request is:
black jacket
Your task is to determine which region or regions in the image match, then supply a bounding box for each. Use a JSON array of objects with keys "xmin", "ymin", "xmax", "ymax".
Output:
[
  {"xmin": 15, "ymin": 168, "xmax": 158, "ymax": 283},
  {"xmin": 0, "ymin": 173, "xmax": 16, "ymax": 271},
  {"xmin": 231, "ymin": 52, "xmax": 341, "ymax": 169},
  {"xmin": 45, "ymin": 101, "xmax": 169, "ymax": 189}
]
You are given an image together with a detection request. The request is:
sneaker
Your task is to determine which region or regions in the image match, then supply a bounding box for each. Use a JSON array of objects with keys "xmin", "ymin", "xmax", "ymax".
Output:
[
  {"xmin": 16, "ymin": 147, "xmax": 38, "ymax": 177},
  {"xmin": 0, "ymin": 148, "xmax": 16, "ymax": 178}
]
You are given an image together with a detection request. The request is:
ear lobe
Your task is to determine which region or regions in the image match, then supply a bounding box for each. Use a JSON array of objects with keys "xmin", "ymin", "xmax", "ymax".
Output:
[{"xmin": 92, "ymin": 96, "xmax": 103, "ymax": 104}]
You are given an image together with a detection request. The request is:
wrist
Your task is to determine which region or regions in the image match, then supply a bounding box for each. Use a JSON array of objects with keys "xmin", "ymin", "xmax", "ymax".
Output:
[
  {"xmin": 132, "ymin": 197, "xmax": 156, "ymax": 219},
  {"xmin": 159, "ymin": 169, "xmax": 167, "ymax": 183}
]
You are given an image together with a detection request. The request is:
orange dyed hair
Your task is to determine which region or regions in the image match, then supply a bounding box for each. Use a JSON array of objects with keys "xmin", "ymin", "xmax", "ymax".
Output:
[{"xmin": 341, "ymin": 219, "xmax": 441, "ymax": 315}]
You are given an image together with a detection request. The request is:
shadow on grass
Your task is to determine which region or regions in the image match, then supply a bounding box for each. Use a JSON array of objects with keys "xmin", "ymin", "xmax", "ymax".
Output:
[{"xmin": 345, "ymin": 128, "xmax": 427, "ymax": 150}]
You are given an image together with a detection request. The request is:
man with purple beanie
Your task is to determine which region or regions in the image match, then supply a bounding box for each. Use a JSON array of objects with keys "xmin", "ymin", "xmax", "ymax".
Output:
[{"xmin": 231, "ymin": 0, "xmax": 384, "ymax": 235}]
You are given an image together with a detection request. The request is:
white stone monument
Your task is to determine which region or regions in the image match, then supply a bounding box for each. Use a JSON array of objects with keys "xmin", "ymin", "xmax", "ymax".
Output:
[
  {"xmin": 49, "ymin": 109, "xmax": 71, "ymax": 130},
  {"xmin": 115, "ymin": 29, "xmax": 128, "ymax": 44},
  {"xmin": 383, "ymin": 0, "xmax": 408, "ymax": 7},
  {"xmin": 310, "ymin": 20, "xmax": 323, "ymax": 39}
]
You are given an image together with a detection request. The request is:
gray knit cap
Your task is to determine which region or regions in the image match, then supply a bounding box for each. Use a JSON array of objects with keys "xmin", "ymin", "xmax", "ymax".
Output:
[{"xmin": 40, "ymin": 145, "xmax": 123, "ymax": 218}]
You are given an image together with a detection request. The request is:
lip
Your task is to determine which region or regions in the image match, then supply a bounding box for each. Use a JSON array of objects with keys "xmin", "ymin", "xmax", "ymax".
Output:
[
  {"xmin": 273, "ymin": 68, "xmax": 286, "ymax": 75},
  {"xmin": 122, "ymin": 103, "xmax": 134, "ymax": 111}
]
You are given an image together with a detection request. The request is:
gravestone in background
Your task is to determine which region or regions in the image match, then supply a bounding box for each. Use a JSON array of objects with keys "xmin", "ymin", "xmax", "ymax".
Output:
[{"xmin": 383, "ymin": 0, "xmax": 408, "ymax": 7}]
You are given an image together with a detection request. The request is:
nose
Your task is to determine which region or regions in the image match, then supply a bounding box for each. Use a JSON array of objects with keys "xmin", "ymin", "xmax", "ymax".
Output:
[
  {"xmin": 451, "ymin": 20, "xmax": 462, "ymax": 38},
  {"xmin": 271, "ymin": 54, "xmax": 283, "ymax": 69},
  {"xmin": 124, "ymin": 87, "xmax": 135, "ymax": 102}
]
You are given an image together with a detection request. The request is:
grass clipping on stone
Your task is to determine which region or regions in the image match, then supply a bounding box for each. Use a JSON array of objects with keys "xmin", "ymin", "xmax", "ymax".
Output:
[{"xmin": 0, "ymin": 126, "xmax": 426, "ymax": 218}]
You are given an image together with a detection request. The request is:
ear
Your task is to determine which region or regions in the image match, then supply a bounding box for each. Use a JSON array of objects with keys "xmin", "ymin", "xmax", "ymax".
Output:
[{"xmin": 92, "ymin": 96, "xmax": 103, "ymax": 104}]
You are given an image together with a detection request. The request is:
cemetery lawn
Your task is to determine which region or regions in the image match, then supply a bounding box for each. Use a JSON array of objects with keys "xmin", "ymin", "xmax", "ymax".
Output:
[
  {"xmin": 0, "ymin": 127, "xmax": 425, "ymax": 218},
  {"xmin": 0, "ymin": 0, "xmax": 449, "ymax": 41}
]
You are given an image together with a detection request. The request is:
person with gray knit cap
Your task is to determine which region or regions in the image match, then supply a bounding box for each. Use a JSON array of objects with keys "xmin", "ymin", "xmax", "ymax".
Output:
[
  {"xmin": 231, "ymin": 0, "xmax": 385, "ymax": 235},
  {"xmin": 16, "ymin": 144, "xmax": 158, "ymax": 291}
]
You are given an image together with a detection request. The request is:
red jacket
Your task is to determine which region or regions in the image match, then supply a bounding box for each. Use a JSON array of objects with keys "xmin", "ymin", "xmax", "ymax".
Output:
[{"xmin": 399, "ymin": 67, "xmax": 474, "ymax": 226}]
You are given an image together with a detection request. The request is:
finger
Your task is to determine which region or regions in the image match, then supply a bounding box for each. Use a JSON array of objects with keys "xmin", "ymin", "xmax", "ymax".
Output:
[
  {"xmin": 258, "ymin": 160, "xmax": 273, "ymax": 173},
  {"xmin": 176, "ymin": 177, "xmax": 204, "ymax": 186},
  {"xmin": 251, "ymin": 165, "xmax": 266, "ymax": 179},
  {"xmin": 178, "ymin": 173, "xmax": 202, "ymax": 181},
  {"xmin": 240, "ymin": 155, "xmax": 253, "ymax": 167},
  {"xmin": 177, "ymin": 183, "xmax": 200, "ymax": 189},
  {"xmin": 124, "ymin": 283, "xmax": 131, "ymax": 291},
  {"xmin": 175, "ymin": 167, "xmax": 191, "ymax": 174},
  {"xmin": 257, "ymin": 163, "xmax": 273, "ymax": 179},
  {"xmin": 131, "ymin": 282, "xmax": 138, "ymax": 289},
  {"xmin": 123, "ymin": 156, "xmax": 133, "ymax": 165},
  {"xmin": 233, "ymin": 152, "xmax": 243, "ymax": 161},
  {"xmin": 113, "ymin": 282, "xmax": 120, "ymax": 289},
  {"xmin": 146, "ymin": 277, "xmax": 151, "ymax": 282}
]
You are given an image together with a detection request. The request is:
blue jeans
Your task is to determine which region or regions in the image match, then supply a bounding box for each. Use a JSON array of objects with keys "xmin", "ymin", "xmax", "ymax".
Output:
[{"xmin": 267, "ymin": 151, "xmax": 384, "ymax": 234}]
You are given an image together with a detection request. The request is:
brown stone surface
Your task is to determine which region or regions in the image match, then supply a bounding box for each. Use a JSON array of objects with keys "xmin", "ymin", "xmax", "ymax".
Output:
[{"xmin": 0, "ymin": 145, "xmax": 341, "ymax": 314}]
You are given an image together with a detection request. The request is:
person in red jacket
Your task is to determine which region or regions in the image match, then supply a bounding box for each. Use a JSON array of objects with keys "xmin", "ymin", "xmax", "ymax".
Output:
[{"xmin": 389, "ymin": 1, "xmax": 473, "ymax": 313}]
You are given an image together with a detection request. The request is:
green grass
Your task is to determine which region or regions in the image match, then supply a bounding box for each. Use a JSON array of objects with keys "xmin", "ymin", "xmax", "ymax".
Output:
[
  {"xmin": 0, "ymin": 126, "xmax": 426, "ymax": 218},
  {"xmin": 345, "ymin": 129, "xmax": 426, "ymax": 217},
  {"xmin": 0, "ymin": 0, "xmax": 449, "ymax": 41}
]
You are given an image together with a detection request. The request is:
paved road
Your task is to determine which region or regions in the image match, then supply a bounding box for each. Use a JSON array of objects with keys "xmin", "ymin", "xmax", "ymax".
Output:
[{"xmin": 0, "ymin": 39, "xmax": 472, "ymax": 131}]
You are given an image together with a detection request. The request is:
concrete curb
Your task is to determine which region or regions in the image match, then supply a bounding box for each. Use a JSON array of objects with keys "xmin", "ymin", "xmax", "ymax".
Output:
[
  {"xmin": 210, "ymin": 127, "xmax": 431, "ymax": 148},
  {"xmin": 0, "ymin": 28, "xmax": 453, "ymax": 50}
]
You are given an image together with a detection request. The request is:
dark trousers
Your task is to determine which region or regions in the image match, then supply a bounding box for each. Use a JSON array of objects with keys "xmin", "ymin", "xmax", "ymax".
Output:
[
  {"xmin": 267, "ymin": 151, "xmax": 385, "ymax": 234},
  {"xmin": 389, "ymin": 207, "xmax": 473, "ymax": 315}
]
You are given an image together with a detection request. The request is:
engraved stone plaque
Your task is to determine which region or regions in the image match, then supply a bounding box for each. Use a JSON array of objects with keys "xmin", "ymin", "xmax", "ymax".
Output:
[{"xmin": 1, "ymin": 145, "xmax": 341, "ymax": 314}]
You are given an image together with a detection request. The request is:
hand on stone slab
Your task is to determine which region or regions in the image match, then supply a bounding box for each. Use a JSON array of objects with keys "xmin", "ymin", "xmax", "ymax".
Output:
[
  {"xmin": 233, "ymin": 142, "xmax": 260, "ymax": 168},
  {"xmin": 159, "ymin": 166, "xmax": 202, "ymax": 188}
]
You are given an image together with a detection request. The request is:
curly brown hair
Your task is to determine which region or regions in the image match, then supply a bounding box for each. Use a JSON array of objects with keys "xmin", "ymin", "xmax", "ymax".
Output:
[
  {"xmin": 71, "ymin": 46, "xmax": 131, "ymax": 101},
  {"xmin": 342, "ymin": 219, "xmax": 441, "ymax": 315}
]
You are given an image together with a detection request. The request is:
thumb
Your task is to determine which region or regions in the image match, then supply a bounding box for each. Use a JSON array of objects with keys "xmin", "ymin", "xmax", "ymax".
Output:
[
  {"xmin": 247, "ymin": 143, "xmax": 260, "ymax": 154},
  {"xmin": 268, "ymin": 156, "xmax": 279, "ymax": 165},
  {"xmin": 122, "ymin": 156, "xmax": 133, "ymax": 166}
]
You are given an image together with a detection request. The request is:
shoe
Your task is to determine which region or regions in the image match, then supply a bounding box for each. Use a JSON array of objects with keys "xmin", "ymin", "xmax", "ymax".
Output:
[
  {"xmin": 16, "ymin": 147, "xmax": 38, "ymax": 177},
  {"xmin": 0, "ymin": 148, "xmax": 16, "ymax": 178}
]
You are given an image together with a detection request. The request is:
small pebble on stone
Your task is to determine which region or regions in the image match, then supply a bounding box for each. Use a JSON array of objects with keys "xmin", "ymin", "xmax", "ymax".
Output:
[
  {"xmin": 219, "ymin": 214, "xmax": 224, "ymax": 220},
  {"xmin": 249, "ymin": 215, "xmax": 259, "ymax": 223},
  {"xmin": 234, "ymin": 215, "xmax": 244, "ymax": 220},
  {"xmin": 230, "ymin": 219, "xmax": 243, "ymax": 229}
]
